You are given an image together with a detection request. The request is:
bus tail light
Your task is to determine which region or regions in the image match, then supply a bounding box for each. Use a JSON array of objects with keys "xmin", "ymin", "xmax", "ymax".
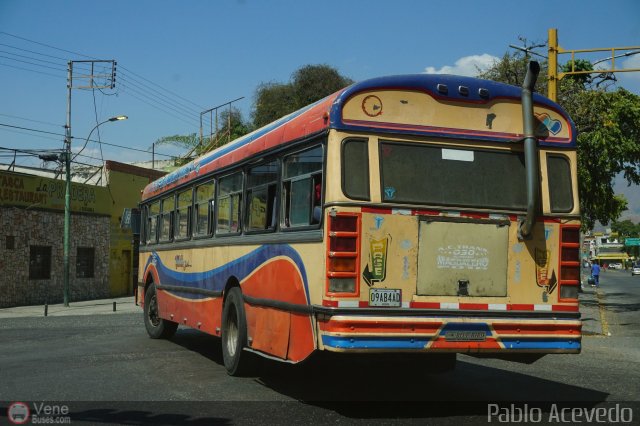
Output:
[
  {"xmin": 326, "ymin": 213, "xmax": 361, "ymax": 296},
  {"xmin": 559, "ymin": 225, "xmax": 581, "ymax": 301}
]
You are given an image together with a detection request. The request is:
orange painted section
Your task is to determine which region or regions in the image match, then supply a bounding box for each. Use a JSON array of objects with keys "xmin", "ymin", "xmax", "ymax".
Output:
[{"xmin": 240, "ymin": 258, "xmax": 315, "ymax": 362}]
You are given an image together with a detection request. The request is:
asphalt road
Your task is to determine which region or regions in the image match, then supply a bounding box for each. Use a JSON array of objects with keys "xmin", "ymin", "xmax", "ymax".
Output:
[{"xmin": 1, "ymin": 271, "xmax": 639, "ymax": 424}]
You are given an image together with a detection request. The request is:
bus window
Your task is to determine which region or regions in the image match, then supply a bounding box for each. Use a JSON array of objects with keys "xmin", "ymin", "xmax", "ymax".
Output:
[
  {"xmin": 159, "ymin": 195, "xmax": 174, "ymax": 242},
  {"xmin": 146, "ymin": 201, "xmax": 160, "ymax": 244},
  {"xmin": 194, "ymin": 180, "xmax": 215, "ymax": 237},
  {"xmin": 246, "ymin": 161, "xmax": 278, "ymax": 232},
  {"xmin": 175, "ymin": 188, "xmax": 193, "ymax": 239},
  {"xmin": 380, "ymin": 141, "xmax": 527, "ymax": 210},
  {"xmin": 217, "ymin": 172, "xmax": 243, "ymax": 235},
  {"xmin": 282, "ymin": 146, "xmax": 323, "ymax": 228},
  {"xmin": 547, "ymin": 155, "xmax": 573, "ymax": 213},
  {"xmin": 342, "ymin": 139, "xmax": 370, "ymax": 200}
]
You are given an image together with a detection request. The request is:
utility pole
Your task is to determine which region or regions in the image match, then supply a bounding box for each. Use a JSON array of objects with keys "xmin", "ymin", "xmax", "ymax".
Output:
[
  {"xmin": 62, "ymin": 59, "xmax": 117, "ymax": 307},
  {"xmin": 547, "ymin": 28, "xmax": 640, "ymax": 101}
]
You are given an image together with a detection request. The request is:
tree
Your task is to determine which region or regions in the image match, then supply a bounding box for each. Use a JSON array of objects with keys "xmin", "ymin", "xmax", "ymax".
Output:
[
  {"xmin": 252, "ymin": 64, "xmax": 353, "ymax": 128},
  {"xmin": 477, "ymin": 50, "xmax": 640, "ymax": 230},
  {"xmin": 611, "ymin": 219, "xmax": 640, "ymax": 237}
]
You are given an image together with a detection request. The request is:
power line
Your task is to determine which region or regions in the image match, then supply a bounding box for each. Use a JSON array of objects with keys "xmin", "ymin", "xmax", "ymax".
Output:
[
  {"xmin": 0, "ymin": 113, "xmax": 63, "ymax": 128},
  {"xmin": 0, "ymin": 31, "xmax": 94, "ymax": 60},
  {"xmin": 0, "ymin": 32, "xmax": 207, "ymax": 125},
  {"xmin": 0, "ymin": 122, "xmax": 176, "ymax": 158},
  {"xmin": 0, "ymin": 61, "xmax": 64, "ymax": 79}
]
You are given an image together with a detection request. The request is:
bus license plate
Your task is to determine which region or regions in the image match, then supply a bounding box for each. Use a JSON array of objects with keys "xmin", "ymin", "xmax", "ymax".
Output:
[{"xmin": 369, "ymin": 289, "xmax": 401, "ymax": 307}]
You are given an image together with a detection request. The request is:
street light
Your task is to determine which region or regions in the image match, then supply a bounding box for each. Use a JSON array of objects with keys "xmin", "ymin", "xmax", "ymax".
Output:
[
  {"xmin": 63, "ymin": 115, "xmax": 128, "ymax": 307},
  {"xmin": 73, "ymin": 115, "xmax": 128, "ymax": 161}
]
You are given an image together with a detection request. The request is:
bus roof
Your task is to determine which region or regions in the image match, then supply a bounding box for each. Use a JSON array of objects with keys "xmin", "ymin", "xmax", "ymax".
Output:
[{"xmin": 142, "ymin": 74, "xmax": 575, "ymax": 201}]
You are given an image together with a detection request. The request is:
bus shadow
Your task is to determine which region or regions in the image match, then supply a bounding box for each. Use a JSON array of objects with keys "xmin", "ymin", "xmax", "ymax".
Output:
[
  {"xmin": 170, "ymin": 328, "xmax": 224, "ymax": 365},
  {"xmin": 253, "ymin": 354, "xmax": 609, "ymax": 418}
]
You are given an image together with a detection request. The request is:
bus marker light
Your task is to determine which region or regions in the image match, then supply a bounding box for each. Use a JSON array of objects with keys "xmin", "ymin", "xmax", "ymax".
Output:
[{"xmin": 329, "ymin": 278, "xmax": 355, "ymax": 293}]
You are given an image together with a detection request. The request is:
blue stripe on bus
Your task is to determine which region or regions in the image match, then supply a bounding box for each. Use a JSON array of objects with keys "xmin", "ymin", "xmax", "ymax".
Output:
[
  {"xmin": 500, "ymin": 338, "xmax": 581, "ymax": 350},
  {"xmin": 322, "ymin": 335, "xmax": 432, "ymax": 350},
  {"xmin": 145, "ymin": 244, "xmax": 309, "ymax": 302},
  {"xmin": 322, "ymin": 336, "xmax": 581, "ymax": 351}
]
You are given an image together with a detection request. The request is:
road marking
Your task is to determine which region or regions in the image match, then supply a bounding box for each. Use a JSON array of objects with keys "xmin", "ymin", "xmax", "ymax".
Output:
[{"xmin": 596, "ymin": 289, "xmax": 611, "ymax": 337}]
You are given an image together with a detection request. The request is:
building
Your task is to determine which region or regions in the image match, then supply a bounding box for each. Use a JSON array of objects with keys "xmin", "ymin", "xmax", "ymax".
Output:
[
  {"xmin": 588, "ymin": 230, "xmax": 630, "ymax": 268},
  {"xmin": 0, "ymin": 161, "xmax": 164, "ymax": 308}
]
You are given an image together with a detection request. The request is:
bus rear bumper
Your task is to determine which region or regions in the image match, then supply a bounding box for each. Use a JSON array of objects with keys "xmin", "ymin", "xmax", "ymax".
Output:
[{"xmin": 317, "ymin": 314, "xmax": 582, "ymax": 354}]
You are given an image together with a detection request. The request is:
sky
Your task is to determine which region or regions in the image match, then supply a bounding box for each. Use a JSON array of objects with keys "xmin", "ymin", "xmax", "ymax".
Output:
[{"xmin": 1, "ymin": 0, "xmax": 639, "ymax": 216}]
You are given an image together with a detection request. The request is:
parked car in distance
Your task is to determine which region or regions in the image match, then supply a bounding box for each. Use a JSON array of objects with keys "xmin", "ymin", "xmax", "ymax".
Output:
[
  {"xmin": 609, "ymin": 263, "xmax": 622, "ymax": 270},
  {"xmin": 632, "ymin": 266, "xmax": 640, "ymax": 276}
]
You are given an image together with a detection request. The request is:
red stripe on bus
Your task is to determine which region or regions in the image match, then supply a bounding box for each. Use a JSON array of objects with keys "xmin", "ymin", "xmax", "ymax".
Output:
[
  {"xmin": 409, "ymin": 301, "xmax": 441, "ymax": 309},
  {"xmin": 459, "ymin": 303, "xmax": 489, "ymax": 310},
  {"xmin": 509, "ymin": 304, "xmax": 535, "ymax": 311},
  {"xmin": 552, "ymin": 304, "xmax": 580, "ymax": 312},
  {"xmin": 319, "ymin": 319, "xmax": 442, "ymax": 334}
]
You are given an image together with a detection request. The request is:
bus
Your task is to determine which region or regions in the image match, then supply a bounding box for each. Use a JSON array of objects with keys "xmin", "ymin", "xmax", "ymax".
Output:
[{"xmin": 138, "ymin": 62, "xmax": 581, "ymax": 376}]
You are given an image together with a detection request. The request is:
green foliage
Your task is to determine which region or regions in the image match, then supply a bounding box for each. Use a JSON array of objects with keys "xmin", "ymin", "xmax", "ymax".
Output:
[
  {"xmin": 561, "ymin": 59, "xmax": 594, "ymax": 85},
  {"xmin": 611, "ymin": 219, "xmax": 640, "ymax": 237},
  {"xmin": 252, "ymin": 82, "xmax": 296, "ymax": 129},
  {"xmin": 563, "ymin": 86, "xmax": 640, "ymax": 229},
  {"xmin": 252, "ymin": 64, "xmax": 352, "ymax": 128},
  {"xmin": 477, "ymin": 52, "xmax": 546, "ymax": 92},
  {"xmin": 477, "ymin": 51, "xmax": 640, "ymax": 230}
]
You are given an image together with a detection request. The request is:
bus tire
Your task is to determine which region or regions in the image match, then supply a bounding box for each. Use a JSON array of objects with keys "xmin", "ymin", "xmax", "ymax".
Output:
[
  {"xmin": 144, "ymin": 283, "xmax": 178, "ymax": 339},
  {"xmin": 221, "ymin": 287, "xmax": 254, "ymax": 376}
]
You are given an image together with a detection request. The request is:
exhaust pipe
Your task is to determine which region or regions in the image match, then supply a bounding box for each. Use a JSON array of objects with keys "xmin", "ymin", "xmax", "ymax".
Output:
[{"xmin": 519, "ymin": 61, "xmax": 540, "ymax": 240}]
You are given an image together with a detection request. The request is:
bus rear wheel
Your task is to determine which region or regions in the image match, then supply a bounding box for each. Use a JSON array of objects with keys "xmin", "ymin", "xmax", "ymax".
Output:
[
  {"xmin": 221, "ymin": 287, "xmax": 255, "ymax": 376},
  {"xmin": 144, "ymin": 283, "xmax": 178, "ymax": 339}
]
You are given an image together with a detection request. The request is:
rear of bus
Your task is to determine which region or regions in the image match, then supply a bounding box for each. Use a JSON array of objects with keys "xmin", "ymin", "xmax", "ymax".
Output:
[{"xmin": 317, "ymin": 71, "xmax": 581, "ymax": 360}]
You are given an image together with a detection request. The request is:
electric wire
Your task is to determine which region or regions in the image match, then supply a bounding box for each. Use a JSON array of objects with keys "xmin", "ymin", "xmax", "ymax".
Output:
[
  {"xmin": 0, "ymin": 122, "xmax": 175, "ymax": 158},
  {"xmin": 0, "ymin": 32, "xmax": 211, "ymax": 126}
]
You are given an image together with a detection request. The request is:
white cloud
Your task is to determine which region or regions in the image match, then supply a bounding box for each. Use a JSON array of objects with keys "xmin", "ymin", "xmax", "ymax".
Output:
[{"xmin": 424, "ymin": 54, "xmax": 499, "ymax": 76}]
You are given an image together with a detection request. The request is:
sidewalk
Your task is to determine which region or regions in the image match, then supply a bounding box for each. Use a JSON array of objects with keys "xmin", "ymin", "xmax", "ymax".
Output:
[
  {"xmin": 579, "ymin": 282, "xmax": 605, "ymax": 336},
  {"xmin": 0, "ymin": 296, "xmax": 140, "ymax": 319}
]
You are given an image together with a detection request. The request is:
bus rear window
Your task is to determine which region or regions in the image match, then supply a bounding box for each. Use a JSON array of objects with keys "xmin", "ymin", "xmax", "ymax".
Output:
[
  {"xmin": 380, "ymin": 142, "xmax": 527, "ymax": 210},
  {"xmin": 342, "ymin": 139, "xmax": 370, "ymax": 200},
  {"xmin": 547, "ymin": 155, "xmax": 573, "ymax": 213}
]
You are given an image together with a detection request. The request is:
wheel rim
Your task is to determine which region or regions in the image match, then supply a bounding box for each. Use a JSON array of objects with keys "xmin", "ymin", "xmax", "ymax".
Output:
[
  {"xmin": 225, "ymin": 304, "xmax": 239, "ymax": 357},
  {"xmin": 148, "ymin": 293, "xmax": 160, "ymax": 327}
]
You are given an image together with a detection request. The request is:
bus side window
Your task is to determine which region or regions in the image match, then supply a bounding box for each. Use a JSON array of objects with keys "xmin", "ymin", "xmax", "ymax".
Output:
[
  {"xmin": 159, "ymin": 195, "xmax": 174, "ymax": 242},
  {"xmin": 147, "ymin": 201, "xmax": 160, "ymax": 244},
  {"xmin": 311, "ymin": 173, "xmax": 322, "ymax": 224},
  {"xmin": 246, "ymin": 161, "xmax": 278, "ymax": 232},
  {"xmin": 194, "ymin": 180, "xmax": 215, "ymax": 237},
  {"xmin": 217, "ymin": 172, "xmax": 243, "ymax": 235},
  {"xmin": 282, "ymin": 145, "xmax": 323, "ymax": 228},
  {"xmin": 175, "ymin": 188, "xmax": 193, "ymax": 239}
]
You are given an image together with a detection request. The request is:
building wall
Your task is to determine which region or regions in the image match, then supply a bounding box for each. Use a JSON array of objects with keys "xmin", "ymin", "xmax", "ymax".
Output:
[
  {"xmin": 0, "ymin": 206, "xmax": 110, "ymax": 308},
  {"xmin": 0, "ymin": 163, "xmax": 165, "ymax": 306},
  {"xmin": 105, "ymin": 162, "xmax": 166, "ymax": 297}
]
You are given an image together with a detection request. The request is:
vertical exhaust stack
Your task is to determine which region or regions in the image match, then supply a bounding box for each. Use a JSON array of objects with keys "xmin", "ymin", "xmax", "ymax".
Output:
[{"xmin": 519, "ymin": 61, "xmax": 541, "ymax": 240}]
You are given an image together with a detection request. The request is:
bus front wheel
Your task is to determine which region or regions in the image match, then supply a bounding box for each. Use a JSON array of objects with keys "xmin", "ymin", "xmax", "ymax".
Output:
[
  {"xmin": 143, "ymin": 283, "xmax": 178, "ymax": 339},
  {"xmin": 221, "ymin": 287, "xmax": 254, "ymax": 376}
]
